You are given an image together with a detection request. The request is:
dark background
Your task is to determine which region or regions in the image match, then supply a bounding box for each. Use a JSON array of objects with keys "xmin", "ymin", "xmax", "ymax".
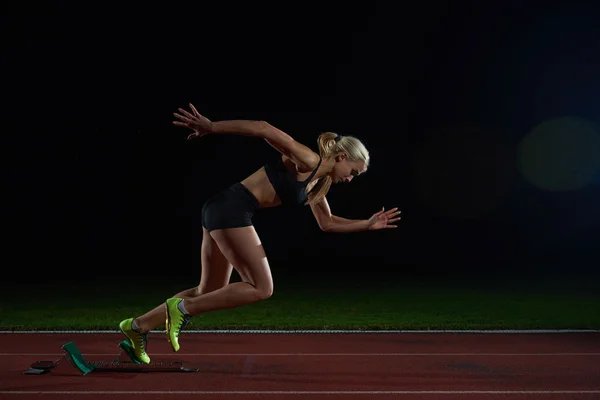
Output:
[{"xmin": 3, "ymin": 2, "xmax": 600, "ymax": 287}]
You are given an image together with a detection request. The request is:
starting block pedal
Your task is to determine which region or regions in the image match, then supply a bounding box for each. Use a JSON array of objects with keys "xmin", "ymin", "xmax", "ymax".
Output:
[
  {"xmin": 23, "ymin": 360, "xmax": 62, "ymax": 375},
  {"xmin": 62, "ymin": 341, "xmax": 96, "ymax": 375},
  {"xmin": 24, "ymin": 340, "xmax": 198, "ymax": 375},
  {"xmin": 118, "ymin": 340, "xmax": 143, "ymax": 365}
]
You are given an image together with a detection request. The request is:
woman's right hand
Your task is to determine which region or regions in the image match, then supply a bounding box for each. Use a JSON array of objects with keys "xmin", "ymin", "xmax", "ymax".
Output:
[{"xmin": 173, "ymin": 103, "xmax": 214, "ymax": 140}]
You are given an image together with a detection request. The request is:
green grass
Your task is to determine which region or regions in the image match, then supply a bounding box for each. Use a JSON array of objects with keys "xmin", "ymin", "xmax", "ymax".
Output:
[{"xmin": 1, "ymin": 279, "xmax": 599, "ymax": 330}]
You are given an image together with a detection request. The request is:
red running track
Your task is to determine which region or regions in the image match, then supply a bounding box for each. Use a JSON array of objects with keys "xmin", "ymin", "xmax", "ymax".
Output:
[{"xmin": 0, "ymin": 332, "xmax": 599, "ymax": 399}]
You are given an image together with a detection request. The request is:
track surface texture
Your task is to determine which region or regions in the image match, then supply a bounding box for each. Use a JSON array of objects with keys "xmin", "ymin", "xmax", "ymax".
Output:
[{"xmin": 1, "ymin": 332, "xmax": 599, "ymax": 399}]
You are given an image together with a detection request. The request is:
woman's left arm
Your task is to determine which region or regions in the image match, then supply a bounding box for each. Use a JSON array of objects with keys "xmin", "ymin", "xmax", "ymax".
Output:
[{"xmin": 310, "ymin": 197, "xmax": 401, "ymax": 233}]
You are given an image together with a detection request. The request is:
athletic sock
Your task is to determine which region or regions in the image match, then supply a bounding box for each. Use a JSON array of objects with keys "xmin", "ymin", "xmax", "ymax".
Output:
[
  {"xmin": 177, "ymin": 299, "xmax": 190, "ymax": 315},
  {"xmin": 131, "ymin": 319, "xmax": 140, "ymax": 332}
]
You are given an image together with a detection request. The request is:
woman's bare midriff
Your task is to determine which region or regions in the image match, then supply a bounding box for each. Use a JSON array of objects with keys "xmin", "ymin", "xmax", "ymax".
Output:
[{"xmin": 240, "ymin": 167, "xmax": 281, "ymax": 209}]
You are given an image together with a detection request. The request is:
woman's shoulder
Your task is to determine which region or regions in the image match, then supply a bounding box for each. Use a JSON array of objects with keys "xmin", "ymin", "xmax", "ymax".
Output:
[{"xmin": 282, "ymin": 150, "xmax": 320, "ymax": 173}]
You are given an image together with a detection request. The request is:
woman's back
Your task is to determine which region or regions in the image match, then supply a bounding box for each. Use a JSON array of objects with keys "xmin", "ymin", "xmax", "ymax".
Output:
[{"xmin": 240, "ymin": 155, "xmax": 321, "ymax": 209}]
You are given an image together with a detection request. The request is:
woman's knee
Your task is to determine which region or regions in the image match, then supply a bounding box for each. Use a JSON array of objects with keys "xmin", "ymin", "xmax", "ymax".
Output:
[
  {"xmin": 247, "ymin": 280, "xmax": 273, "ymax": 301},
  {"xmin": 258, "ymin": 284, "xmax": 273, "ymax": 300},
  {"xmin": 210, "ymin": 226, "xmax": 274, "ymax": 300}
]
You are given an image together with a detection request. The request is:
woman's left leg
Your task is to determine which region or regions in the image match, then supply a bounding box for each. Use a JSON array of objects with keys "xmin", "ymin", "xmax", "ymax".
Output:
[
  {"xmin": 118, "ymin": 227, "xmax": 232, "ymax": 364},
  {"xmin": 131, "ymin": 227, "xmax": 233, "ymax": 333}
]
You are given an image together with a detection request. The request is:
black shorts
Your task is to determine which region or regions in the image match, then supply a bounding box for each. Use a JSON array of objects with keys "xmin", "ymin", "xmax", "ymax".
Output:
[{"xmin": 201, "ymin": 183, "xmax": 260, "ymax": 232}]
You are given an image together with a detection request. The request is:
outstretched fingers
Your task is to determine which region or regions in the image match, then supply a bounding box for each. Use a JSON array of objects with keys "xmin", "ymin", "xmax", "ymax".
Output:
[
  {"xmin": 385, "ymin": 216, "xmax": 401, "ymax": 228},
  {"xmin": 177, "ymin": 107, "xmax": 196, "ymax": 119},
  {"xmin": 383, "ymin": 208, "xmax": 400, "ymax": 217},
  {"xmin": 189, "ymin": 103, "xmax": 200, "ymax": 117},
  {"xmin": 173, "ymin": 112, "xmax": 192, "ymax": 123},
  {"xmin": 173, "ymin": 120, "xmax": 190, "ymax": 128},
  {"xmin": 384, "ymin": 207, "xmax": 401, "ymax": 228}
]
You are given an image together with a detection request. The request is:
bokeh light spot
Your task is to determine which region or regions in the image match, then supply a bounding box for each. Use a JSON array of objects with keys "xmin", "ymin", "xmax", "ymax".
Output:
[{"xmin": 517, "ymin": 117, "xmax": 600, "ymax": 191}]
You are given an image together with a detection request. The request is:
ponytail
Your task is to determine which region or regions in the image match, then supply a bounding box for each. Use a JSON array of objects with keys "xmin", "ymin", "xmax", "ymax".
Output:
[
  {"xmin": 306, "ymin": 131, "xmax": 370, "ymax": 205},
  {"xmin": 306, "ymin": 132, "xmax": 339, "ymax": 205}
]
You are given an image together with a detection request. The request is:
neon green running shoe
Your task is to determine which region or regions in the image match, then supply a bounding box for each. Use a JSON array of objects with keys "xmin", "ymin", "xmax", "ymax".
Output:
[
  {"xmin": 118, "ymin": 318, "xmax": 150, "ymax": 364},
  {"xmin": 165, "ymin": 298, "xmax": 191, "ymax": 352}
]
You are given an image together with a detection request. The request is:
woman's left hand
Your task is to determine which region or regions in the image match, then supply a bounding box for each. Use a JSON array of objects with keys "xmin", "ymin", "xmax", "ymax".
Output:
[{"xmin": 367, "ymin": 207, "xmax": 401, "ymax": 230}]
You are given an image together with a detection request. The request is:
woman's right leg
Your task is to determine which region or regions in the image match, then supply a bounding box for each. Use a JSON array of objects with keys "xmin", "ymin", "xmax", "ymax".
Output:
[
  {"xmin": 177, "ymin": 225, "xmax": 274, "ymax": 313},
  {"xmin": 165, "ymin": 225, "xmax": 274, "ymax": 351}
]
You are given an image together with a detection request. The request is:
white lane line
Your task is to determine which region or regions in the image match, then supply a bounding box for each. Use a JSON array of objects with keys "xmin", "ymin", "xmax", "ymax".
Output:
[{"xmin": 1, "ymin": 390, "xmax": 600, "ymax": 395}]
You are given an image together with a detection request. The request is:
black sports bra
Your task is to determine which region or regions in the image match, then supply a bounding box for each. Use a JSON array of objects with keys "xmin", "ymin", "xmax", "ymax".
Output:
[{"xmin": 264, "ymin": 156, "xmax": 322, "ymax": 207}]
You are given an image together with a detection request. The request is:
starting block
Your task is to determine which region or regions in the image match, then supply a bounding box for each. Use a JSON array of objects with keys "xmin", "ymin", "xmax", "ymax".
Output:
[{"xmin": 24, "ymin": 340, "xmax": 198, "ymax": 375}]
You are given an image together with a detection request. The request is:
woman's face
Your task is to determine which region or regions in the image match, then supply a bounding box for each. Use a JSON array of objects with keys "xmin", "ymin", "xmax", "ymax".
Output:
[{"xmin": 331, "ymin": 153, "xmax": 367, "ymax": 184}]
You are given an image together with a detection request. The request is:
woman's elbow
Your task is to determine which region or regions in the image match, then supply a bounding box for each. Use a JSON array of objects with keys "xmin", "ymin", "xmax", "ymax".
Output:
[
  {"xmin": 255, "ymin": 120, "xmax": 273, "ymax": 136},
  {"xmin": 319, "ymin": 221, "xmax": 333, "ymax": 232}
]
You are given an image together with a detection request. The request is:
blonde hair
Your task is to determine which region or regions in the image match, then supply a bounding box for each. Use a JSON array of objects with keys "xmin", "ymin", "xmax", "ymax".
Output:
[{"xmin": 306, "ymin": 132, "xmax": 370, "ymax": 205}]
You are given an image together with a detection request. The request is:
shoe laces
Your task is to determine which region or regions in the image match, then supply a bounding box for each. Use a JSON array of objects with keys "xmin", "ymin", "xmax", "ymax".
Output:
[{"xmin": 134, "ymin": 331, "xmax": 148, "ymax": 353}]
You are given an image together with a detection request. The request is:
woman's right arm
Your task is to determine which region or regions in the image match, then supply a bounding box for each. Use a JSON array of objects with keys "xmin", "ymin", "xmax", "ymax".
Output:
[
  {"xmin": 211, "ymin": 120, "xmax": 269, "ymax": 137},
  {"xmin": 174, "ymin": 104, "xmax": 320, "ymax": 172}
]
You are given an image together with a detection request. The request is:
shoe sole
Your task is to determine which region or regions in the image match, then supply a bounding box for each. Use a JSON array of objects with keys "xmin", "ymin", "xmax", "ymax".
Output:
[
  {"xmin": 165, "ymin": 302, "xmax": 178, "ymax": 352},
  {"xmin": 119, "ymin": 326, "xmax": 150, "ymax": 364}
]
